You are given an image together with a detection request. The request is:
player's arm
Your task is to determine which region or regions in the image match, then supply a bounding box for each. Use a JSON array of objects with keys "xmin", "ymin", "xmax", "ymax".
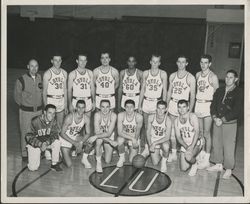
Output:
[
  {"xmin": 113, "ymin": 68, "xmax": 120, "ymax": 90},
  {"xmin": 42, "ymin": 70, "xmax": 51, "ymax": 106},
  {"xmin": 60, "ymin": 114, "xmax": 78, "ymax": 145},
  {"xmin": 138, "ymin": 71, "xmax": 147, "ymax": 111},
  {"xmin": 174, "ymin": 119, "xmax": 188, "ymax": 150},
  {"xmin": 89, "ymin": 71, "xmax": 96, "ymax": 110},
  {"xmin": 14, "ymin": 78, "xmax": 22, "ymax": 106},
  {"xmin": 62, "ymin": 70, "xmax": 68, "ymax": 114},
  {"xmin": 146, "ymin": 114, "xmax": 154, "ymax": 147},
  {"xmin": 211, "ymin": 73, "xmax": 219, "ymax": 93},
  {"xmin": 161, "ymin": 70, "xmax": 168, "ymax": 102},
  {"xmin": 81, "ymin": 115, "xmax": 91, "ymax": 143},
  {"xmin": 68, "ymin": 71, "xmax": 74, "ymax": 112},
  {"xmin": 188, "ymin": 114, "xmax": 199, "ymax": 150},
  {"xmin": 47, "ymin": 120, "xmax": 60, "ymax": 145},
  {"xmin": 188, "ymin": 74, "xmax": 196, "ymax": 112},
  {"xmin": 118, "ymin": 70, "xmax": 125, "ymax": 111},
  {"xmin": 117, "ymin": 113, "xmax": 134, "ymax": 141},
  {"xmin": 25, "ymin": 119, "xmax": 43, "ymax": 148},
  {"xmin": 135, "ymin": 113, "xmax": 143, "ymax": 141},
  {"xmin": 167, "ymin": 74, "xmax": 174, "ymax": 106}
]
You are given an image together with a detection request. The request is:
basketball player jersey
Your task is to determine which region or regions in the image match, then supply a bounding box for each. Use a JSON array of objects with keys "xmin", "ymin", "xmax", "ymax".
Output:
[
  {"xmin": 196, "ymin": 71, "xmax": 214, "ymax": 101},
  {"xmin": 144, "ymin": 70, "xmax": 163, "ymax": 98},
  {"xmin": 96, "ymin": 67, "xmax": 115, "ymax": 95},
  {"xmin": 47, "ymin": 68, "xmax": 65, "ymax": 96},
  {"xmin": 122, "ymin": 69, "xmax": 140, "ymax": 94},
  {"xmin": 171, "ymin": 72, "xmax": 190, "ymax": 100},
  {"xmin": 122, "ymin": 113, "xmax": 137, "ymax": 136},
  {"xmin": 100, "ymin": 112, "xmax": 112, "ymax": 133},
  {"xmin": 65, "ymin": 113, "xmax": 85, "ymax": 137},
  {"xmin": 177, "ymin": 115, "xmax": 195, "ymax": 146},
  {"xmin": 151, "ymin": 114, "xmax": 167, "ymax": 139},
  {"xmin": 72, "ymin": 69, "xmax": 91, "ymax": 98}
]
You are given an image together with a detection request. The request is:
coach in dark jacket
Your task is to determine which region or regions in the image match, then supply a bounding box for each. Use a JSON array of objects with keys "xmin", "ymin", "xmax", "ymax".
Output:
[{"xmin": 207, "ymin": 69, "xmax": 243, "ymax": 179}]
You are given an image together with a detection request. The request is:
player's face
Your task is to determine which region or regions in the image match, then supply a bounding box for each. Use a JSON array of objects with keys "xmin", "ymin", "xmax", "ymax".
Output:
[
  {"xmin": 45, "ymin": 108, "xmax": 56, "ymax": 122},
  {"xmin": 28, "ymin": 60, "xmax": 39, "ymax": 76},
  {"xmin": 77, "ymin": 56, "xmax": 87, "ymax": 69},
  {"xmin": 176, "ymin": 57, "xmax": 188, "ymax": 70},
  {"xmin": 100, "ymin": 53, "xmax": 111, "ymax": 66},
  {"xmin": 125, "ymin": 103, "xmax": 135, "ymax": 115},
  {"xmin": 177, "ymin": 103, "xmax": 189, "ymax": 115},
  {"xmin": 51, "ymin": 56, "xmax": 62, "ymax": 69},
  {"xmin": 127, "ymin": 57, "xmax": 136, "ymax": 69},
  {"xmin": 100, "ymin": 102, "xmax": 111, "ymax": 115},
  {"xmin": 76, "ymin": 103, "xmax": 85, "ymax": 116},
  {"xmin": 156, "ymin": 104, "xmax": 166, "ymax": 116},
  {"xmin": 200, "ymin": 58, "xmax": 211, "ymax": 71},
  {"xmin": 150, "ymin": 56, "xmax": 161, "ymax": 69},
  {"xmin": 225, "ymin": 72, "xmax": 238, "ymax": 87}
]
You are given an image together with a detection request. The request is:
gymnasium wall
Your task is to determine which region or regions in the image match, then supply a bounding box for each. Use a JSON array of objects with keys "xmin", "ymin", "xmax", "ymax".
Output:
[{"xmin": 7, "ymin": 15, "xmax": 206, "ymax": 76}]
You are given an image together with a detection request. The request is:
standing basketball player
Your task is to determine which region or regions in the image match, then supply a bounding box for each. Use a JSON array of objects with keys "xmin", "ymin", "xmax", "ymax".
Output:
[
  {"xmin": 167, "ymin": 55, "xmax": 196, "ymax": 162},
  {"xmin": 116, "ymin": 100, "xmax": 143, "ymax": 167},
  {"xmin": 138, "ymin": 54, "xmax": 168, "ymax": 155},
  {"xmin": 60, "ymin": 100, "xmax": 92, "ymax": 168},
  {"xmin": 175, "ymin": 100, "xmax": 203, "ymax": 176},
  {"xmin": 144, "ymin": 100, "xmax": 171, "ymax": 173},
  {"xmin": 25, "ymin": 104, "xmax": 62, "ymax": 172},
  {"xmin": 14, "ymin": 59, "xmax": 43, "ymax": 160},
  {"xmin": 87, "ymin": 100, "xmax": 117, "ymax": 173},
  {"xmin": 93, "ymin": 52, "xmax": 119, "ymax": 110},
  {"xmin": 118, "ymin": 56, "xmax": 143, "ymax": 111},
  {"xmin": 68, "ymin": 54, "xmax": 95, "ymax": 117},
  {"xmin": 194, "ymin": 54, "xmax": 219, "ymax": 169}
]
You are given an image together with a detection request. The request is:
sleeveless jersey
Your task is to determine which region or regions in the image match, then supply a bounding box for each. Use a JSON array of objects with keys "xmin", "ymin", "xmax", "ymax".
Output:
[
  {"xmin": 47, "ymin": 68, "xmax": 65, "ymax": 96},
  {"xmin": 177, "ymin": 115, "xmax": 195, "ymax": 146},
  {"xmin": 65, "ymin": 113, "xmax": 85, "ymax": 137},
  {"xmin": 196, "ymin": 71, "xmax": 214, "ymax": 101},
  {"xmin": 72, "ymin": 69, "xmax": 91, "ymax": 98},
  {"xmin": 96, "ymin": 67, "xmax": 115, "ymax": 95},
  {"xmin": 100, "ymin": 112, "xmax": 112, "ymax": 133},
  {"xmin": 144, "ymin": 70, "xmax": 163, "ymax": 98},
  {"xmin": 122, "ymin": 69, "xmax": 140, "ymax": 94},
  {"xmin": 122, "ymin": 113, "xmax": 137, "ymax": 136},
  {"xmin": 171, "ymin": 72, "xmax": 190, "ymax": 100},
  {"xmin": 151, "ymin": 114, "xmax": 167, "ymax": 138}
]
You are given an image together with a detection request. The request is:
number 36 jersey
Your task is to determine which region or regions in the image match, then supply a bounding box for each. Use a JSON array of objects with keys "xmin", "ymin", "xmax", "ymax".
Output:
[
  {"xmin": 47, "ymin": 68, "xmax": 66, "ymax": 96},
  {"xmin": 96, "ymin": 67, "xmax": 115, "ymax": 95}
]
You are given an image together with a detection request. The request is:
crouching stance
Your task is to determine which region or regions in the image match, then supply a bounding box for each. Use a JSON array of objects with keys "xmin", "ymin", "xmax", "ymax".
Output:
[
  {"xmin": 60, "ymin": 100, "xmax": 92, "ymax": 168},
  {"xmin": 175, "ymin": 100, "xmax": 203, "ymax": 176},
  {"xmin": 116, "ymin": 100, "xmax": 143, "ymax": 167},
  {"xmin": 87, "ymin": 100, "xmax": 117, "ymax": 173},
  {"xmin": 25, "ymin": 104, "xmax": 62, "ymax": 172}
]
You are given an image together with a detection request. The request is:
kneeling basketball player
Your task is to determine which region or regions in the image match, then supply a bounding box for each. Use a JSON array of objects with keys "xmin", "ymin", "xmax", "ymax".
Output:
[
  {"xmin": 60, "ymin": 100, "xmax": 92, "ymax": 168},
  {"xmin": 87, "ymin": 100, "xmax": 117, "ymax": 173},
  {"xmin": 116, "ymin": 99, "xmax": 143, "ymax": 167},
  {"xmin": 175, "ymin": 99, "xmax": 203, "ymax": 176},
  {"xmin": 145, "ymin": 100, "xmax": 171, "ymax": 173}
]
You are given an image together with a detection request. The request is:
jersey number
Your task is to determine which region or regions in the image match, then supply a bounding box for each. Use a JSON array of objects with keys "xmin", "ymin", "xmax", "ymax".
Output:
[
  {"xmin": 181, "ymin": 131, "xmax": 191, "ymax": 138},
  {"xmin": 149, "ymin": 84, "xmax": 158, "ymax": 91},
  {"xmin": 154, "ymin": 130, "xmax": 163, "ymax": 137},
  {"xmin": 173, "ymin": 87, "xmax": 182, "ymax": 94},
  {"xmin": 55, "ymin": 83, "xmax": 63, "ymax": 89},
  {"xmin": 100, "ymin": 82, "xmax": 110, "ymax": 88},
  {"xmin": 126, "ymin": 84, "xmax": 134, "ymax": 90},
  {"xmin": 80, "ymin": 83, "xmax": 87, "ymax": 89}
]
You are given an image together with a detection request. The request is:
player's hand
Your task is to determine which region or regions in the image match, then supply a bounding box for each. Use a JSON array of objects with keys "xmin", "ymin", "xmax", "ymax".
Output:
[
  {"xmin": 74, "ymin": 141, "xmax": 83, "ymax": 154},
  {"xmin": 149, "ymin": 144, "xmax": 155, "ymax": 152},
  {"xmin": 215, "ymin": 118, "xmax": 222, "ymax": 126},
  {"xmin": 41, "ymin": 142, "xmax": 48, "ymax": 152},
  {"xmin": 87, "ymin": 136, "xmax": 97, "ymax": 144},
  {"xmin": 132, "ymin": 138, "xmax": 139, "ymax": 149},
  {"xmin": 65, "ymin": 107, "xmax": 69, "ymax": 115}
]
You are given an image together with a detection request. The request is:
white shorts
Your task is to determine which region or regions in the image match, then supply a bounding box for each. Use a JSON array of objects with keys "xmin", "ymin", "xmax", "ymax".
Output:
[
  {"xmin": 142, "ymin": 97, "xmax": 159, "ymax": 114},
  {"xmin": 180, "ymin": 138, "xmax": 204, "ymax": 152},
  {"xmin": 151, "ymin": 136, "xmax": 169, "ymax": 149},
  {"xmin": 127, "ymin": 138, "xmax": 139, "ymax": 147},
  {"xmin": 60, "ymin": 134, "xmax": 82, "ymax": 149},
  {"xmin": 72, "ymin": 97, "xmax": 92, "ymax": 112},
  {"xmin": 167, "ymin": 99, "xmax": 179, "ymax": 116},
  {"xmin": 194, "ymin": 101, "xmax": 212, "ymax": 118},
  {"xmin": 47, "ymin": 96, "xmax": 64, "ymax": 112},
  {"xmin": 121, "ymin": 94, "xmax": 139, "ymax": 110},
  {"xmin": 96, "ymin": 94, "xmax": 116, "ymax": 109}
]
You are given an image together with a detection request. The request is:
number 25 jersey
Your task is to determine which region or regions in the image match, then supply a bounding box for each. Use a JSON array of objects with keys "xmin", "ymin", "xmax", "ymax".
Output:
[{"xmin": 171, "ymin": 72, "xmax": 191, "ymax": 100}]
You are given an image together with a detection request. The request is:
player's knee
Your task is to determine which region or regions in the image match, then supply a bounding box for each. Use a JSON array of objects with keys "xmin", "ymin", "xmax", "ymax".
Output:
[
  {"xmin": 152, "ymin": 158, "xmax": 159, "ymax": 166},
  {"xmin": 117, "ymin": 137, "xmax": 124, "ymax": 146}
]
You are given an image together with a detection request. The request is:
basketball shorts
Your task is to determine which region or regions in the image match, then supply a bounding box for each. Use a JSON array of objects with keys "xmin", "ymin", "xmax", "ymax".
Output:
[
  {"xmin": 60, "ymin": 134, "xmax": 82, "ymax": 149},
  {"xmin": 72, "ymin": 97, "xmax": 92, "ymax": 112},
  {"xmin": 180, "ymin": 138, "xmax": 204, "ymax": 153},
  {"xmin": 142, "ymin": 97, "xmax": 159, "ymax": 114},
  {"xmin": 121, "ymin": 94, "xmax": 139, "ymax": 110},
  {"xmin": 167, "ymin": 99, "xmax": 179, "ymax": 117},
  {"xmin": 194, "ymin": 101, "xmax": 212, "ymax": 118},
  {"xmin": 151, "ymin": 136, "xmax": 169, "ymax": 149},
  {"xmin": 96, "ymin": 94, "xmax": 116, "ymax": 109},
  {"xmin": 47, "ymin": 95, "xmax": 64, "ymax": 113}
]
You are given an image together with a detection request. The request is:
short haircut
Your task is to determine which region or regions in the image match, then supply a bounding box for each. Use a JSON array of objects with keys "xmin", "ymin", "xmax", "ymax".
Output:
[
  {"xmin": 76, "ymin": 100, "xmax": 86, "ymax": 107},
  {"xmin": 77, "ymin": 54, "xmax": 88, "ymax": 60},
  {"xmin": 227, "ymin": 69, "xmax": 238, "ymax": 78},
  {"xmin": 124, "ymin": 99, "xmax": 135, "ymax": 107},
  {"xmin": 157, "ymin": 100, "xmax": 167, "ymax": 108},
  {"xmin": 201, "ymin": 54, "xmax": 212, "ymax": 63},
  {"xmin": 177, "ymin": 99, "xmax": 189, "ymax": 106},
  {"xmin": 127, "ymin": 56, "xmax": 136, "ymax": 62},
  {"xmin": 45, "ymin": 104, "xmax": 56, "ymax": 112},
  {"xmin": 100, "ymin": 99, "xmax": 110, "ymax": 106},
  {"xmin": 52, "ymin": 53, "xmax": 62, "ymax": 59},
  {"xmin": 151, "ymin": 54, "xmax": 161, "ymax": 61},
  {"xmin": 177, "ymin": 55, "xmax": 189, "ymax": 63},
  {"xmin": 28, "ymin": 58, "xmax": 38, "ymax": 65},
  {"xmin": 101, "ymin": 52, "xmax": 111, "ymax": 58}
]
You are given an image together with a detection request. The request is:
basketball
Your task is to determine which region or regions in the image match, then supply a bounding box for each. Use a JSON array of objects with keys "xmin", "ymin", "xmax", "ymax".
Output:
[{"xmin": 132, "ymin": 154, "xmax": 146, "ymax": 168}]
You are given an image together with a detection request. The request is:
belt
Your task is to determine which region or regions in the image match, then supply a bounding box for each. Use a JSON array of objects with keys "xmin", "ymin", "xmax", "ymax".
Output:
[
  {"xmin": 73, "ymin": 96, "xmax": 91, "ymax": 100},
  {"xmin": 47, "ymin": 94, "xmax": 64, "ymax": 99},
  {"xmin": 96, "ymin": 94, "xmax": 115, "ymax": 98},
  {"xmin": 196, "ymin": 99, "xmax": 212, "ymax": 103},
  {"xmin": 123, "ymin": 93, "xmax": 140, "ymax": 97},
  {"xmin": 20, "ymin": 105, "xmax": 43, "ymax": 112},
  {"xmin": 171, "ymin": 98, "xmax": 179, "ymax": 103},
  {"xmin": 144, "ymin": 96, "xmax": 161, "ymax": 101}
]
